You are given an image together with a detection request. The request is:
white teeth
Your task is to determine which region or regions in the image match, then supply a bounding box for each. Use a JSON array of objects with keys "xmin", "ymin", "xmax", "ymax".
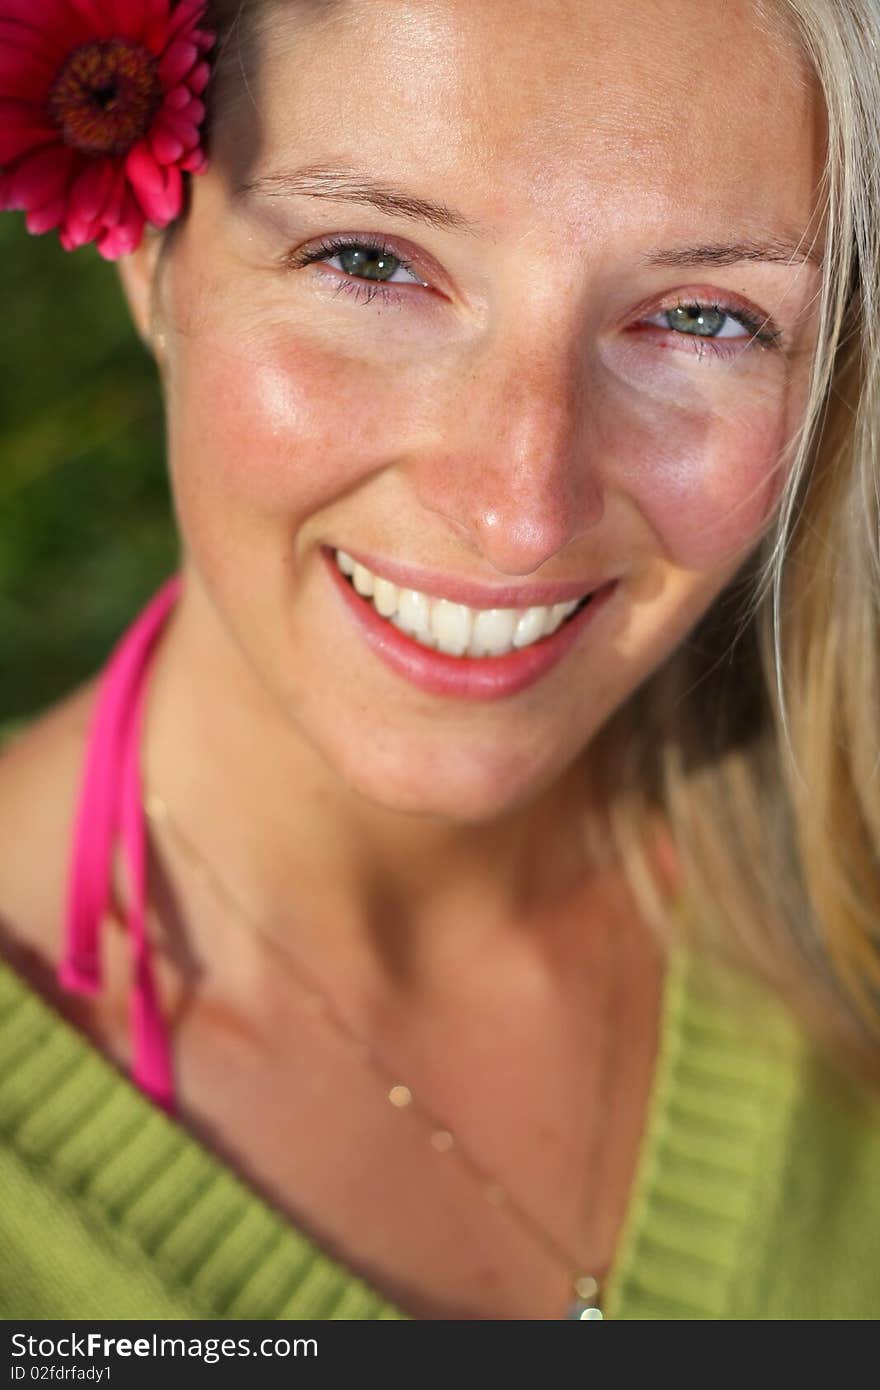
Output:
[
  {"xmin": 372, "ymin": 576, "xmax": 399, "ymax": 618},
  {"xmin": 352, "ymin": 563, "xmax": 375, "ymax": 597},
  {"xmin": 334, "ymin": 550, "xmax": 589, "ymax": 659},
  {"xmin": 468, "ymin": 608, "xmax": 518, "ymax": 657},
  {"xmin": 431, "ymin": 599, "xmax": 473, "ymax": 656},
  {"xmin": 545, "ymin": 601, "xmax": 579, "ymax": 636},
  {"xmin": 512, "ymin": 606, "xmax": 549, "ymax": 649},
  {"xmin": 394, "ymin": 588, "xmax": 433, "ymax": 644}
]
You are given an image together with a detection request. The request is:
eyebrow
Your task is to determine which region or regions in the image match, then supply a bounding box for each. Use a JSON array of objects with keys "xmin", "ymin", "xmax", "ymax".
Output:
[
  {"xmin": 639, "ymin": 236, "xmax": 824, "ymax": 271},
  {"xmin": 236, "ymin": 164, "xmax": 486, "ymax": 236},
  {"xmin": 237, "ymin": 164, "xmax": 823, "ymax": 269}
]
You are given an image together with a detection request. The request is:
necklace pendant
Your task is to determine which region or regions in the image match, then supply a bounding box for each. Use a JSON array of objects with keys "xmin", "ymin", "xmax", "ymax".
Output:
[{"xmin": 566, "ymin": 1273, "xmax": 603, "ymax": 1319}]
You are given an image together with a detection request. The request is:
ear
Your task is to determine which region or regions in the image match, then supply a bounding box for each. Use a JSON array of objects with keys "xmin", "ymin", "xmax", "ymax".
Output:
[{"xmin": 115, "ymin": 229, "xmax": 166, "ymax": 358}]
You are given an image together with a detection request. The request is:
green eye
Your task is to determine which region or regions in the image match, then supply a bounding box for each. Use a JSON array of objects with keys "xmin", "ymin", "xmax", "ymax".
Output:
[
  {"xmin": 296, "ymin": 237, "xmax": 424, "ymax": 288},
  {"xmin": 644, "ymin": 298, "xmax": 780, "ymax": 351},
  {"xmin": 335, "ymin": 245, "xmax": 404, "ymax": 282},
  {"xmin": 664, "ymin": 304, "xmax": 731, "ymax": 337}
]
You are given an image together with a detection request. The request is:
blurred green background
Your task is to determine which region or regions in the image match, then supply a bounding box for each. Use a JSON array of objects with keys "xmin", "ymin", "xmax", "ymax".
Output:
[{"xmin": 0, "ymin": 217, "xmax": 179, "ymax": 725}]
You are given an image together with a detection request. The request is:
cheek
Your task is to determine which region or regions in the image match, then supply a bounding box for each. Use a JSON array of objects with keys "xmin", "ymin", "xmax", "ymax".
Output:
[
  {"xmin": 165, "ymin": 328, "xmax": 397, "ymax": 523},
  {"xmin": 603, "ymin": 377, "xmax": 791, "ymax": 570}
]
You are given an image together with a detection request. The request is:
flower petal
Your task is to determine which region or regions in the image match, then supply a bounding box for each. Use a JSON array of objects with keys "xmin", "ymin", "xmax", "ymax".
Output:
[
  {"xmin": 68, "ymin": 156, "xmax": 115, "ymax": 223},
  {"xmin": 26, "ymin": 193, "xmax": 68, "ymax": 234},
  {"xmin": 144, "ymin": 0, "xmax": 171, "ymax": 23},
  {"xmin": 7, "ymin": 142, "xmax": 74, "ymax": 210},
  {"xmin": 62, "ymin": 207, "xmax": 102, "ymax": 248},
  {"xmin": 0, "ymin": 102, "xmax": 56, "ymax": 163},
  {"xmin": 159, "ymin": 39, "xmax": 198, "ymax": 87},
  {"xmin": 189, "ymin": 59, "xmax": 211, "ymax": 95},
  {"xmin": 0, "ymin": 0, "xmax": 83, "ymax": 42},
  {"xmin": 179, "ymin": 146, "xmax": 207, "ymax": 175},
  {"xmin": 100, "ymin": 164, "xmax": 128, "ymax": 227},
  {"xmin": 100, "ymin": 0, "xmax": 149, "ymax": 41},
  {"xmin": 162, "ymin": 90, "xmax": 204, "ymax": 123},
  {"xmin": 143, "ymin": 0, "xmax": 175, "ymax": 52},
  {"xmin": 0, "ymin": 19, "xmax": 69, "ymax": 62},
  {"xmin": 0, "ymin": 97, "xmax": 51, "ymax": 124},
  {"xmin": 96, "ymin": 192, "xmax": 145, "ymax": 258},
  {"xmin": 154, "ymin": 161, "xmax": 182, "ymax": 225},
  {"xmin": 165, "ymin": 83, "xmax": 191, "ymax": 110},
  {"xmin": 64, "ymin": 0, "xmax": 118, "ymax": 39},
  {"xmin": 0, "ymin": 45, "xmax": 57, "ymax": 100},
  {"xmin": 125, "ymin": 140, "xmax": 182, "ymax": 224},
  {"xmin": 0, "ymin": 129, "xmax": 56, "ymax": 165},
  {"xmin": 167, "ymin": 1, "xmax": 208, "ymax": 40},
  {"xmin": 150, "ymin": 125, "xmax": 184, "ymax": 165},
  {"xmin": 160, "ymin": 112, "xmax": 199, "ymax": 149}
]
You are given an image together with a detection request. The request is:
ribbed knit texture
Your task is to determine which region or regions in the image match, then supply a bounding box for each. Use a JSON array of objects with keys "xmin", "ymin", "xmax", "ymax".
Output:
[
  {"xmin": 0, "ymin": 955, "xmax": 406, "ymax": 1320},
  {"xmin": 3, "ymin": 943, "xmax": 880, "ymax": 1319}
]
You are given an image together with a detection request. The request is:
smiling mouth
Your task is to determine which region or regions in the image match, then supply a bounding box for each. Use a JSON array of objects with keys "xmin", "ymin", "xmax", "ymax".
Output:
[{"xmin": 333, "ymin": 548, "xmax": 594, "ymax": 659}]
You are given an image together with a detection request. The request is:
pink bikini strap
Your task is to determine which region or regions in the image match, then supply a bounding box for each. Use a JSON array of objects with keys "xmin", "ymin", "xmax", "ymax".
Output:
[{"xmin": 59, "ymin": 573, "xmax": 183, "ymax": 1113}]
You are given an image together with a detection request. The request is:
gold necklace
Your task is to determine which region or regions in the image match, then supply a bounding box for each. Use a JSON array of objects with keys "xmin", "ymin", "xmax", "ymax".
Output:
[{"xmin": 143, "ymin": 787, "xmax": 617, "ymax": 1320}]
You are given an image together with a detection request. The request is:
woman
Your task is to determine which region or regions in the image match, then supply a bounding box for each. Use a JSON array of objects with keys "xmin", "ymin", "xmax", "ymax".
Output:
[{"xmin": 1, "ymin": 0, "xmax": 879, "ymax": 1321}]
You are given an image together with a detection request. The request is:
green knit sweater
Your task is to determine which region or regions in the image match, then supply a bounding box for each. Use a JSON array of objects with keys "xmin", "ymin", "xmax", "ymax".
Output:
[{"xmin": 2, "ymin": 939, "xmax": 879, "ymax": 1320}]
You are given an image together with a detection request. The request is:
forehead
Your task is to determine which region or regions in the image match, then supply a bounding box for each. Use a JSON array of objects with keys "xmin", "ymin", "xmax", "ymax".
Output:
[{"xmin": 234, "ymin": 0, "xmax": 823, "ymax": 246}]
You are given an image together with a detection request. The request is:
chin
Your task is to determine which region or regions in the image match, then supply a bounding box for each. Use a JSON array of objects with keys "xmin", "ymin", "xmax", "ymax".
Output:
[{"xmin": 323, "ymin": 729, "xmax": 572, "ymax": 826}]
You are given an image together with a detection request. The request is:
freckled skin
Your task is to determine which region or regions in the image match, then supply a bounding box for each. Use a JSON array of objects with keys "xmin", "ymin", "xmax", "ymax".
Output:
[
  {"xmin": 119, "ymin": 0, "xmax": 824, "ymax": 895},
  {"xmin": 96, "ymin": 4, "xmax": 831, "ymax": 1313}
]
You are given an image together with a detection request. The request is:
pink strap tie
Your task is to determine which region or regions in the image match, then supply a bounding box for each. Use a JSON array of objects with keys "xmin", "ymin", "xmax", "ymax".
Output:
[{"xmin": 60, "ymin": 573, "xmax": 182, "ymax": 1113}]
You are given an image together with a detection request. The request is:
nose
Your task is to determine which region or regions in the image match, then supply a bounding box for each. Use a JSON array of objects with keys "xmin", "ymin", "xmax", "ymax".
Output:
[{"xmin": 408, "ymin": 325, "xmax": 606, "ymax": 576}]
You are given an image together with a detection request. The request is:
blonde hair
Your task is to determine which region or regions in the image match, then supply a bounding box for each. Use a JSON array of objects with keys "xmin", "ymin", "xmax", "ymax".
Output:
[
  {"xmin": 200, "ymin": 0, "xmax": 880, "ymax": 1082},
  {"xmin": 591, "ymin": 0, "xmax": 880, "ymax": 1085}
]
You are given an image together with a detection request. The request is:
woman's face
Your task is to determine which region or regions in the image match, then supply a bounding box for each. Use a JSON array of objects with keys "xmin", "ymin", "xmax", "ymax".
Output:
[{"xmin": 131, "ymin": 0, "xmax": 823, "ymax": 822}]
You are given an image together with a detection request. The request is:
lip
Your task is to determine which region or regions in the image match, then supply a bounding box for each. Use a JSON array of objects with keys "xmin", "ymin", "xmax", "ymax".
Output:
[
  {"xmin": 323, "ymin": 547, "xmax": 618, "ymax": 701},
  {"xmin": 324, "ymin": 544, "xmax": 613, "ymax": 609}
]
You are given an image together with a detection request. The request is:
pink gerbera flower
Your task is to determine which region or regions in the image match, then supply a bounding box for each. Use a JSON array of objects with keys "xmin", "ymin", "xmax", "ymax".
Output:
[{"xmin": 0, "ymin": 0, "xmax": 214, "ymax": 259}]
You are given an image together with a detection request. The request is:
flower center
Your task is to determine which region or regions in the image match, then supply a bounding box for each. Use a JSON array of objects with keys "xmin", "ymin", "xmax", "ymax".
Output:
[{"xmin": 48, "ymin": 39, "xmax": 163, "ymax": 156}]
